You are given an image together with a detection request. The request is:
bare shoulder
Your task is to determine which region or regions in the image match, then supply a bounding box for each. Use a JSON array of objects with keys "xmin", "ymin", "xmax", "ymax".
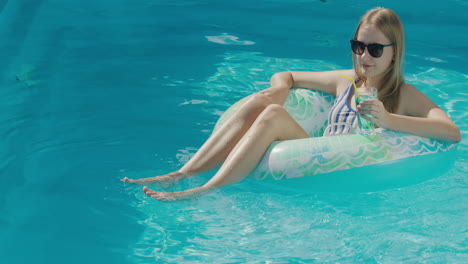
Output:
[
  {"xmin": 399, "ymin": 83, "xmax": 419, "ymax": 103},
  {"xmin": 400, "ymin": 83, "xmax": 422, "ymax": 96},
  {"xmin": 399, "ymin": 83, "xmax": 440, "ymax": 117}
]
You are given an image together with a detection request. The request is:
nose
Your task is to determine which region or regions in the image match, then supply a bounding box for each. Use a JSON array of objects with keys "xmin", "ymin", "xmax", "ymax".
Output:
[{"xmin": 360, "ymin": 47, "xmax": 372, "ymax": 61}]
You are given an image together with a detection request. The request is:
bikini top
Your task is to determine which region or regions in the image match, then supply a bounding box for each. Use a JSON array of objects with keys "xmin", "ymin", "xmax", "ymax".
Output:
[{"xmin": 324, "ymin": 79, "xmax": 359, "ymax": 136}]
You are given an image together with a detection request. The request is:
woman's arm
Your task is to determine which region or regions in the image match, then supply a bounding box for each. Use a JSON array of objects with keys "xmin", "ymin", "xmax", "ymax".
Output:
[
  {"xmin": 269, "ymin": 69, "xmax": 357, "ymax": 96},
  {"xmin": 357, "ymin": 84, "xmax": 461, "ymax": 143},
  {"xmin": 257, "ymin": 70, "xmax": 354, "ymax": 106},
  {"xmin": 387, "ymin": 110, "xmax": 461, "ymax": 143}
]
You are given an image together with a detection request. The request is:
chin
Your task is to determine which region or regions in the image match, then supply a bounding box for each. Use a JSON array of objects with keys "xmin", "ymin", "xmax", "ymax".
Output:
[
  {"xmin": 360, "ymin": 68, "xmax": 379, "ymax": 79},
  {"xmin": 360, "ymin": 69, "xmax": 371, "ymax": 78}
]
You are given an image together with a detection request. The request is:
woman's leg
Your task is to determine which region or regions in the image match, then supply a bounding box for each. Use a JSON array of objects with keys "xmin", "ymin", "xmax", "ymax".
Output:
[
  {"xmin": 121, "ymin": 88, "xmax": 290, "ymax": 185},
  {"xmin": 143, "ymin": 104, "xmax": 309, "ymax": 201}
]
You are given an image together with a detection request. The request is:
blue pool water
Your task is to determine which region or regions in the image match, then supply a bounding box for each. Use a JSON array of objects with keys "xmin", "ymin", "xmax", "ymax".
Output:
[{"xmin": 0, "ymin": 0, "xmax": 467, "ymax": 263}]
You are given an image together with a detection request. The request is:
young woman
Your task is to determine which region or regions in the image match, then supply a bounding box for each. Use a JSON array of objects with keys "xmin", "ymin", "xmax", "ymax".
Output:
[{"xmin": 122, "ymin": 7, "xmax": 461, "ymax": 201}]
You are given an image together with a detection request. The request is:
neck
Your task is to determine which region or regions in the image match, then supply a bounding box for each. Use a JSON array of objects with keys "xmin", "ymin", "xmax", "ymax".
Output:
[{"xmin": 364, "ymin": 76, "xmax": 382, "ymax": 88}]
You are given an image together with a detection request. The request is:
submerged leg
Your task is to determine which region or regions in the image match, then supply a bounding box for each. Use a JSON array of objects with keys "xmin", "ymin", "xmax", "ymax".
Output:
[
  {"xmin": 121, "ymin": 88, "xmax": 290, "ymax": 186},
  {"xmin": 144, "ymin": 104, "xmax": 309, "ymax": 201}
]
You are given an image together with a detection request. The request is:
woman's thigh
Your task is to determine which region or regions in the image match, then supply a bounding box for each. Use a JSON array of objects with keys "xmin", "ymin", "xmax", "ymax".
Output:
[{"xmin": 254, "ymin": 104, "xmax": 309, "ymax": 141}]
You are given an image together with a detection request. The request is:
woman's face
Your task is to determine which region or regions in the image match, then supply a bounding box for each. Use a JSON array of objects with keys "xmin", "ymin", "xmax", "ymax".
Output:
[{"xmin": 356, "ymin": 24, "xmax": 394, "ymax": 80}]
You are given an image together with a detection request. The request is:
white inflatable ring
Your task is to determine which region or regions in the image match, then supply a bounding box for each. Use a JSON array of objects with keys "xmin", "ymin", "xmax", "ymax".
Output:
[{"xmin": 215, "ymin": 89, "xmax": 458, "ymax": 192}]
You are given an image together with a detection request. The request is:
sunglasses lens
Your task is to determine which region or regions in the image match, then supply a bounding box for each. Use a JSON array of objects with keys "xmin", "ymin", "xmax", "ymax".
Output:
[
  {"xmin": 351, "ymin": 41, "xmax": 365, "ymax": 55},
  {"xmin": 350, "ymin": 40, "xmax": 389, "ymax": 58},
  {"xmin": 368, "ymin": 44, "xmax": 383, "ymax": 58}
]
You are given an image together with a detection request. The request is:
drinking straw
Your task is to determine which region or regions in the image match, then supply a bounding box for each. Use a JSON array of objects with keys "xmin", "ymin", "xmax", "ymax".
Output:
[{"xmin": 338, "ymin": 74, "xmax": 361, "ymax": 102}]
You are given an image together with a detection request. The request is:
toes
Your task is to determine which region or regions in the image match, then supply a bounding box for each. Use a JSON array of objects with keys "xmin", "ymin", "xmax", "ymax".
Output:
[
  {"xmin": 143, "ymin": 186, "xmax": 156, "ymax": 196},
  {"xmin": 142, "ymin": 187, "xmax": 173, "ymax": 201},
  {"xmin": 121, "ymin": 177, "xmax": 137, "ymax": 183},
  {"xmin": 142, "ymin": 186, "xmax": 181, "ymax": 201}
]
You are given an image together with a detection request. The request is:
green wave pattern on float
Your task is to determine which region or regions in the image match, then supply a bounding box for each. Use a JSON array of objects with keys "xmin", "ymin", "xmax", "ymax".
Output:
[{"xmin": 215, "ymin": 88, "xmax": 457, "ymax": 192}]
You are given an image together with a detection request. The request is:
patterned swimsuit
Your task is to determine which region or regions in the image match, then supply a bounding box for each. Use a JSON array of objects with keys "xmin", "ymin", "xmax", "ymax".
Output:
[{"xmin": 325, "ymin": 79, "xmax": 360, "ymax": 135}]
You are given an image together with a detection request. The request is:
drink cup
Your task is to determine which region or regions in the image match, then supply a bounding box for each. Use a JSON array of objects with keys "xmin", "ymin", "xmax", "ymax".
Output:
[{"xmin": 356, "ymin": 86, "xmax": 378, "ymax": 134}]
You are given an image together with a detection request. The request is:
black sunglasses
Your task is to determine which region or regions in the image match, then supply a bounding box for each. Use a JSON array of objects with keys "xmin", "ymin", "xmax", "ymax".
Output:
[{"xmin": 350, "ymin": 40, "xmax": 394, "ymax": 58}]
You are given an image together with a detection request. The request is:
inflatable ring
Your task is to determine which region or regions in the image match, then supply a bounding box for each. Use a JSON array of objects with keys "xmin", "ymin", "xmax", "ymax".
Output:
[{"xmin": 215, "ymin": 89, "xmax": 458, "ymax": 192}]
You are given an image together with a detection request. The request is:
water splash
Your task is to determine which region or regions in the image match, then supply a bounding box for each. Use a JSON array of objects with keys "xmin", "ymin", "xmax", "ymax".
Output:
[{"xmin": 205, "ymin": 33, "xmax": 255, "ymax": 45}]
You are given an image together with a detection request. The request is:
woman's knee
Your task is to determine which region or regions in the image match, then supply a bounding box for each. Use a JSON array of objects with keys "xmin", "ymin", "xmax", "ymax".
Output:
[
  {"xmin": 257, "ymin": 104, "xmax": 287, "ymax": 125},
  {"xmin": 246, "ymin": 93, "xmax": 273, "ymax": 108},
  {"xmin": 264, "ymin": 103, "xmax": 285, "ymax": 114},
  {"xmin": 235, "ymin": 93, "xmax": 274, "ymax": 119}
]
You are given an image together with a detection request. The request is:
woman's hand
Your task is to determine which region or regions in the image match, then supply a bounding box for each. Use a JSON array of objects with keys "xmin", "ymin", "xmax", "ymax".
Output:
[
  {"xmin": 356, "ymin": 99, "xmax": 394, "ymax": 129},
  {"xmin": 354, "ymin": 84, "xmax": 461, "ymax": 143}
]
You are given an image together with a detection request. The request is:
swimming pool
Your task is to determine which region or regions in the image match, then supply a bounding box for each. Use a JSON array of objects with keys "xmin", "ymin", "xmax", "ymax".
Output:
[{"xmin": 0, "ymin": 0, "xmax": 466, "ymax": 263}]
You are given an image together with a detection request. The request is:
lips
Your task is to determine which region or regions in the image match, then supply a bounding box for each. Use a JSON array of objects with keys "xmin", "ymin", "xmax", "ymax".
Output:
[{"xmin": 362, "ymin": 64, "xmax": 373, "ymax": 69}]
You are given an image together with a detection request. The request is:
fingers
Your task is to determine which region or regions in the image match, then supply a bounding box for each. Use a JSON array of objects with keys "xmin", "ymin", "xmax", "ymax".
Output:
[
  {"xmin": 357, "ymin": 108, "xmax": 379, "ymax": 117},
  {"xmin": 359, "ymin": 99, "xmax": 380, "ymax": 104},
  {"xmin": 357, "ymin": 99, "xmax": 383, "ymax": 114},
  {"xmin": 357, "ymin": 99, "xmax": 393, "ymax": 128},
  {"xmin": 358, "ymin": 112, "xmax": 377, "ymax": 123},
  {"xmin": 357, "ymin": 100, "xmax": 382, "ymax": 123},
  {"xmin": 357, "ymin": 99, "xmax": 381, "ymax": 109}
]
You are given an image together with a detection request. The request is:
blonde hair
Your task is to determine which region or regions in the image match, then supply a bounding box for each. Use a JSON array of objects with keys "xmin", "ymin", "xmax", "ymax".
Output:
[{"xmin": 352, "ymin": 7, "xmax": 405, "ymax": 113}]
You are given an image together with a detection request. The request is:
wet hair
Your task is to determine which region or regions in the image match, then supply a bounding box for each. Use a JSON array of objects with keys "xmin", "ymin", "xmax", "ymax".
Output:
[{"xmin": 352, "ymin": 7, "xmax": 405, "ymax": 113}]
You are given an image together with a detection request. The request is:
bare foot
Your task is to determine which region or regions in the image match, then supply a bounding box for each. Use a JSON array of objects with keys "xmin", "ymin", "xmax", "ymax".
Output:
[
  {"xmin": 121, "ymin": 171, "xmax": 188, "ymax": 188},
  {"xmin": 142, "ymin": 186, "xmax": 213, "ymax": 201}
]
